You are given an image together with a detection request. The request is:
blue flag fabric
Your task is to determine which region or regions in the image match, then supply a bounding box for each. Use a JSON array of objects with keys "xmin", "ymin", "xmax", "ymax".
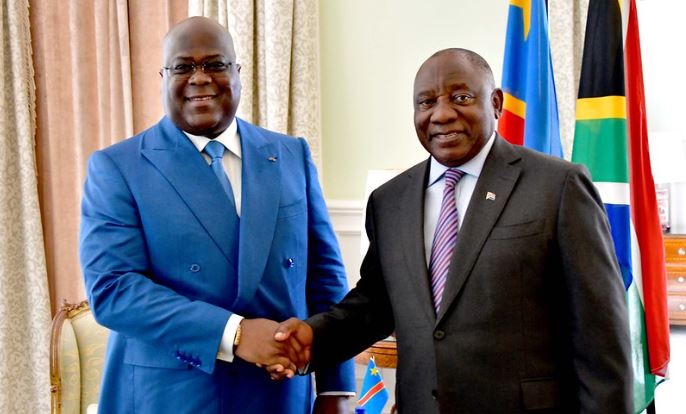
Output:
[
  {"xmin": 499, "ymin": 0, "xmax": 563, "ymax": 158},
  {"xmin": 357, "ymin": 357, "xmax": 389, "ymax": 414}
]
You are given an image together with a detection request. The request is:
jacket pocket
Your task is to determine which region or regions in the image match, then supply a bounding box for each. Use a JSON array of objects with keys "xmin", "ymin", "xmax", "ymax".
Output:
[
  {"xmin": 277, "ymin": 198, "xmax": 306, "ymax": 220},
  {"xmin": 520, "ymin": 377, "xmax": 560, "ymax": 410},
  {"xmin": 490, "ymin": 219, "xmax": 544, "ymax": 240},
  {"xmin": 123, "ymin": 338, "xmax": 189, "ymax": 370}
]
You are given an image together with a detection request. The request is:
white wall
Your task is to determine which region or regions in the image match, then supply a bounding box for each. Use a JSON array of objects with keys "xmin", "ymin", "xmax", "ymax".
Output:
[
  {"xmin": 637, "ymin": 0, "xmax": 686, "ymax": 233},
  {"xmin": 637, "ymin": 0, "xmax": 686, "ymax": 137}
]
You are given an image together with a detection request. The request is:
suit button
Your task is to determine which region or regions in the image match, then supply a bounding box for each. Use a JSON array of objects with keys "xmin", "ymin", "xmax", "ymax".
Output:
[
  {"xmin": 434, "ymin": 330, "xmax": 445, "ymax": 340},
  {"xmin": 431, "ymin": 390, "xmax": 438, "ymax": 400},
  {"xmin": 189, "ymin": 264, "xmax": 201, "ymax": 272},
  {"xmin": 284, "ymin": 258, "xmax": 295, "ymax": 268}
]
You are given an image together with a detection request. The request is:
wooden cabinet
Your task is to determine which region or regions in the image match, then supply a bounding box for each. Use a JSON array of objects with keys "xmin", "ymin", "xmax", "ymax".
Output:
[{"xmin": 665, "ymin": 234, "xmax": 686, "ymax": 325}]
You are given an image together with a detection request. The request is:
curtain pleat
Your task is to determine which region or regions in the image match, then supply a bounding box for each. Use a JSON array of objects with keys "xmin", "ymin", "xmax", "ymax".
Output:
[
  {"xmin": 32, "ymin": 0, "xmax": 134, "ymax": 312},
  {"xmin": 30, "ymin": 0, "xmax": 188, "ymax": 313},
  {"xmin": 0, "ymin": 0, "xmax": 52, "ymax": 411},
  {"xmin": 549, "ymin": 0, "xmax": 590, "ymax": 159}
]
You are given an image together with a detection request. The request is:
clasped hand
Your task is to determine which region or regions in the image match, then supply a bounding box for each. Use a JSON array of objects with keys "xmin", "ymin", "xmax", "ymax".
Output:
[{"xmin": 233, "ymin": 317, "xmax": 313, "ymax": 380}]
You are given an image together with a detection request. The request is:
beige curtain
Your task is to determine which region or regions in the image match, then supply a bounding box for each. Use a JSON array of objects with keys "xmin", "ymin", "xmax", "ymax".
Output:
[
  {"xmin": 189, "ymin": 0, "xmax": 323, "ymax": 170},
  {"xmin": 0, "ymin": 0, "xmax": 52, "ymax": 412},
  {"xmin": 549, "ymin": 0, "xmax": 590, "ymax": 159},
  {"xmin": 30, "ymin": 0, "xmax": 188, "ymax": 313}
]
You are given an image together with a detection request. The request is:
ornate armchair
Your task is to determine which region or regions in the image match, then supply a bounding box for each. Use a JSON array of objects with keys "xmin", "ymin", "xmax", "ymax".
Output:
[{"xmin": 50, "ymin": 300, "xmax": 109, "ymax": 414}]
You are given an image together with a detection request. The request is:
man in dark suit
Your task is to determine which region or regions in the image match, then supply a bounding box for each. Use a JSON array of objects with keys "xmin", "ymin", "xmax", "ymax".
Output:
[
  {"xmin": 274, "ymin": 48, "xmax": 633, "ymax": 413},
  {"xmin": 79, "ymin": 16, "xmax": 354, "ymax": 413}
]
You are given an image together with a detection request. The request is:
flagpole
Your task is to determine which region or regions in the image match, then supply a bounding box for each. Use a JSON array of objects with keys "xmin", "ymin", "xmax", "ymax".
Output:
[{"xmin": 646, "ymin": 400, "xmax": 655, "ymax": 414}]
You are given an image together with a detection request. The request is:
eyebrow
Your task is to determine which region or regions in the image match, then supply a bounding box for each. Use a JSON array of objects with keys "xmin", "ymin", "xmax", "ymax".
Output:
[
  {"xmin": 414, "ymin": 90, "xmax": 435, "ymax": 99},
  {"xmin": 170, "ymin": 54, "xmax": 225, "ymax": 62},
  {"xmin": 414, "ymin": 82, "xmax": 472, "ymax": 97}
]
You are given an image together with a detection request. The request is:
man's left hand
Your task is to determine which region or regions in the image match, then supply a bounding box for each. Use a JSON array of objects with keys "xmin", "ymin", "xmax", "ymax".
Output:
[{"xmin": 313, "ymin": 395, "xmax": 351, "ymax": 414}]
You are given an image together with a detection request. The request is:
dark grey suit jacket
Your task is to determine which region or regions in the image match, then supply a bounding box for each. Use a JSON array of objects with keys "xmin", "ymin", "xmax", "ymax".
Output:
[{"xmin": 308, "ymin": 136, "xmax": 632, "ymax": 413}]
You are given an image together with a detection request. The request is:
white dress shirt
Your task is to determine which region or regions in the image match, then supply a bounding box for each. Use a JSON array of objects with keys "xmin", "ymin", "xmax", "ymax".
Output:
[
  {"xmin": 423, "ymin": 132, "xmax": 496, "ymax": 264},
  {"xmin": 184, "ymin": 120, "xmax": 244, "ymax": 363}
]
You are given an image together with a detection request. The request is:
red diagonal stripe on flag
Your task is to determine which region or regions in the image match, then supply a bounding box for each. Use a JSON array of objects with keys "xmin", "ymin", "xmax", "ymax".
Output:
[{"xmin": 357, "ymin": 381, "xmax": 386, "ymax": 406}]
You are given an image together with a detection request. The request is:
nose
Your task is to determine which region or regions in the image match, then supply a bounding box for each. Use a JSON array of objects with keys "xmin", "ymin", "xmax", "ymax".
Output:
[
  {"xmin": 431, "ymin": 97, "xmax": 457, "ymax": 124},
  {"xmin": 188, "ymin": 67, "xmax": 212, "ymax": 84}
]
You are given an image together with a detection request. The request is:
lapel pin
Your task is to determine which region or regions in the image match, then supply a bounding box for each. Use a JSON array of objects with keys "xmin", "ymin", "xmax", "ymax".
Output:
[
  {"xmin": 268, "ymin": 156, "xmax": 278, "ymax": 162},
  {"xmin": 486, "ymin": 192, "xmax": 496, "ymax": 201}
]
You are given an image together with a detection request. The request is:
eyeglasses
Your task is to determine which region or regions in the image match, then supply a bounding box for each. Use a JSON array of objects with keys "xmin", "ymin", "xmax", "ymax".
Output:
[{"xmin": 160, "ymin": 61, "xmax": 241, "ymax": 77}]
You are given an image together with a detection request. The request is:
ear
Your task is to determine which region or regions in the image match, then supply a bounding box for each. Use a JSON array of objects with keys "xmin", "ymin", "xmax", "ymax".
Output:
[{"xmin": 492, "ymin": 88, "xmax": 504, "ymax": 119}]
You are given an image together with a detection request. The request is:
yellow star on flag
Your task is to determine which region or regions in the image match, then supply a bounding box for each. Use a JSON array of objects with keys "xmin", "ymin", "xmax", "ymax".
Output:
[{"xmin": 370, "ymin": 367, "xmax": 379, "ymax": 376}]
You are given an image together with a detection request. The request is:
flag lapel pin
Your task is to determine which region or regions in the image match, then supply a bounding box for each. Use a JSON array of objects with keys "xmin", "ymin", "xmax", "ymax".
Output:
[
  {"xmin": 268, "ymin": 156, "xmax": 278, "ymax": 162},
  {"xmin": 486, "ymin": 192, "xmax": 496, "ymax": 201}
]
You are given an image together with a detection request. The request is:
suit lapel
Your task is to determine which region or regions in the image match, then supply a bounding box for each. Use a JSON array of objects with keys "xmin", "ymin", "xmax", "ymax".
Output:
[
  {"xmin": 140, "ymin": 117, "xmax": 239, "ymax": 264},
  {"xmin": 398, "ymin": 160, "xmax": 437, "ymax": 323},
  {"xmin": 232, "ymin": 119, "xmax": 281, "ymax": 309},
  {"xmin": 436, "ymin": 136, "xmax": 522, "ymax": 323}
]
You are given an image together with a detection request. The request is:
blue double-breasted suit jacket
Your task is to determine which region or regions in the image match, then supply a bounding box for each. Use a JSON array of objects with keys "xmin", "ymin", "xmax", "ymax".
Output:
[{"xmin": 80, "ymin": 116, "xmax": 354, "ymax": 413}]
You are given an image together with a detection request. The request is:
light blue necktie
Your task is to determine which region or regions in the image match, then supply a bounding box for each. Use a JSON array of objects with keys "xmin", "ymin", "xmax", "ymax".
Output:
[{"xmin": 204, "ymin": 140, "xmax": 237, "ymax": 211}]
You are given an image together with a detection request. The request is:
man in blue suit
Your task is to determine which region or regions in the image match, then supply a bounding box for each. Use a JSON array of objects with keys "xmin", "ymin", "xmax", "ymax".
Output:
[{"xmin": 79, "ymin": 16, "xmax": 354, "ymax": 413}]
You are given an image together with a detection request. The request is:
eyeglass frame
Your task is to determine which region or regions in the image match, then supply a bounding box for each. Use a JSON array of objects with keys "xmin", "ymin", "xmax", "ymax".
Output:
[{"xmin": 159, "ymin": 61, "xmax": 241, "ymax": 78}]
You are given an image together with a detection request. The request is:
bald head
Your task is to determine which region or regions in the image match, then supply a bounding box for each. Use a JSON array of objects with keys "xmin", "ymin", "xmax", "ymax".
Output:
[
  {"xmin": 160, "ymin": 16, "xmax": 242, "ymax": 138},
  {"xmin": 163, "ymin": 16, "xmax": 236, "ymax": 67}
]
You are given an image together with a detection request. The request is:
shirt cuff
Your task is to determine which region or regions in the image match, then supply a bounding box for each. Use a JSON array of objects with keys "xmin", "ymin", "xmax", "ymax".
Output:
[
  {"xmin": 318, "ymin": 392, "xmax": 356, "ymax": 397},
  {"xmin": 297, "ymin": 363, "xmax": 310, "ymax": 375},
  {"xmin": 216, "ymin": 314, "xmax": 243, "ymax": 362}
]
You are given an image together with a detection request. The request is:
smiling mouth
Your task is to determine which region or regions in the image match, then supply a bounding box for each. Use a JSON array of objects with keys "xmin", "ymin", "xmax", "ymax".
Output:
[
  {"xmin": 431, "ymin": 131, "xmax": 464, "ymax": 141},
  {"xmin": 186, "ymin": 95, "xmax": 215, "ymax": 102}
]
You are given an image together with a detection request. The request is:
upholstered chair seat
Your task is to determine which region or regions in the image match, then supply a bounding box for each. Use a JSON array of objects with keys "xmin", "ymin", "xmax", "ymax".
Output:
[{"xmin": 50, "ymin": 301, "xmax": 108, "ymax": 414}]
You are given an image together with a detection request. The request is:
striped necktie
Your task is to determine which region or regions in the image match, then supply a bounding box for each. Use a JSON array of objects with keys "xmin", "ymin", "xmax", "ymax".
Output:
[{"xmin": 429, "ymin": 168, "xmax": 465, "ymax": 313}]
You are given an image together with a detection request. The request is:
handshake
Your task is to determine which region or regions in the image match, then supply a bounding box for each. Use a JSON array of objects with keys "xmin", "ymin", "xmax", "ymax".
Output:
[{"xmin": 233, "ymin": 317, "xmax": 314, "ymax": 380}]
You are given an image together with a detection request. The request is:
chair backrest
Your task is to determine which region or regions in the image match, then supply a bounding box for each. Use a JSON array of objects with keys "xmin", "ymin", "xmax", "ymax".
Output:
[{"xmin": 50, "ymin": 301, "xmax": 109, "ymax": 414}]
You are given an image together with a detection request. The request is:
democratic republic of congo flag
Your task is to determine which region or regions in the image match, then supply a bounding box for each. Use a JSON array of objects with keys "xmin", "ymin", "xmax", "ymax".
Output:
[
  {"xmin": 498, "ymin": 0, "xmax": 562, "ymax": 157},
  {"xmin": 357, "ymin": 357, "xmax": 389, "ymax": 414},
  {"xmin": 571, "ymin": 1, "xmax": 669, "ymax": 411}
]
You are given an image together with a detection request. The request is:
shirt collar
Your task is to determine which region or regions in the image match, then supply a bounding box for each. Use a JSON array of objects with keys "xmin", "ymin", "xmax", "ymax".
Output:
[
  {"xmin": 427, "ymin": 131, "xmax": 496, "ymax": 187},
  {"xmin": 183, "ymin": 118, "xmax": 242, "ymax": 159}
]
